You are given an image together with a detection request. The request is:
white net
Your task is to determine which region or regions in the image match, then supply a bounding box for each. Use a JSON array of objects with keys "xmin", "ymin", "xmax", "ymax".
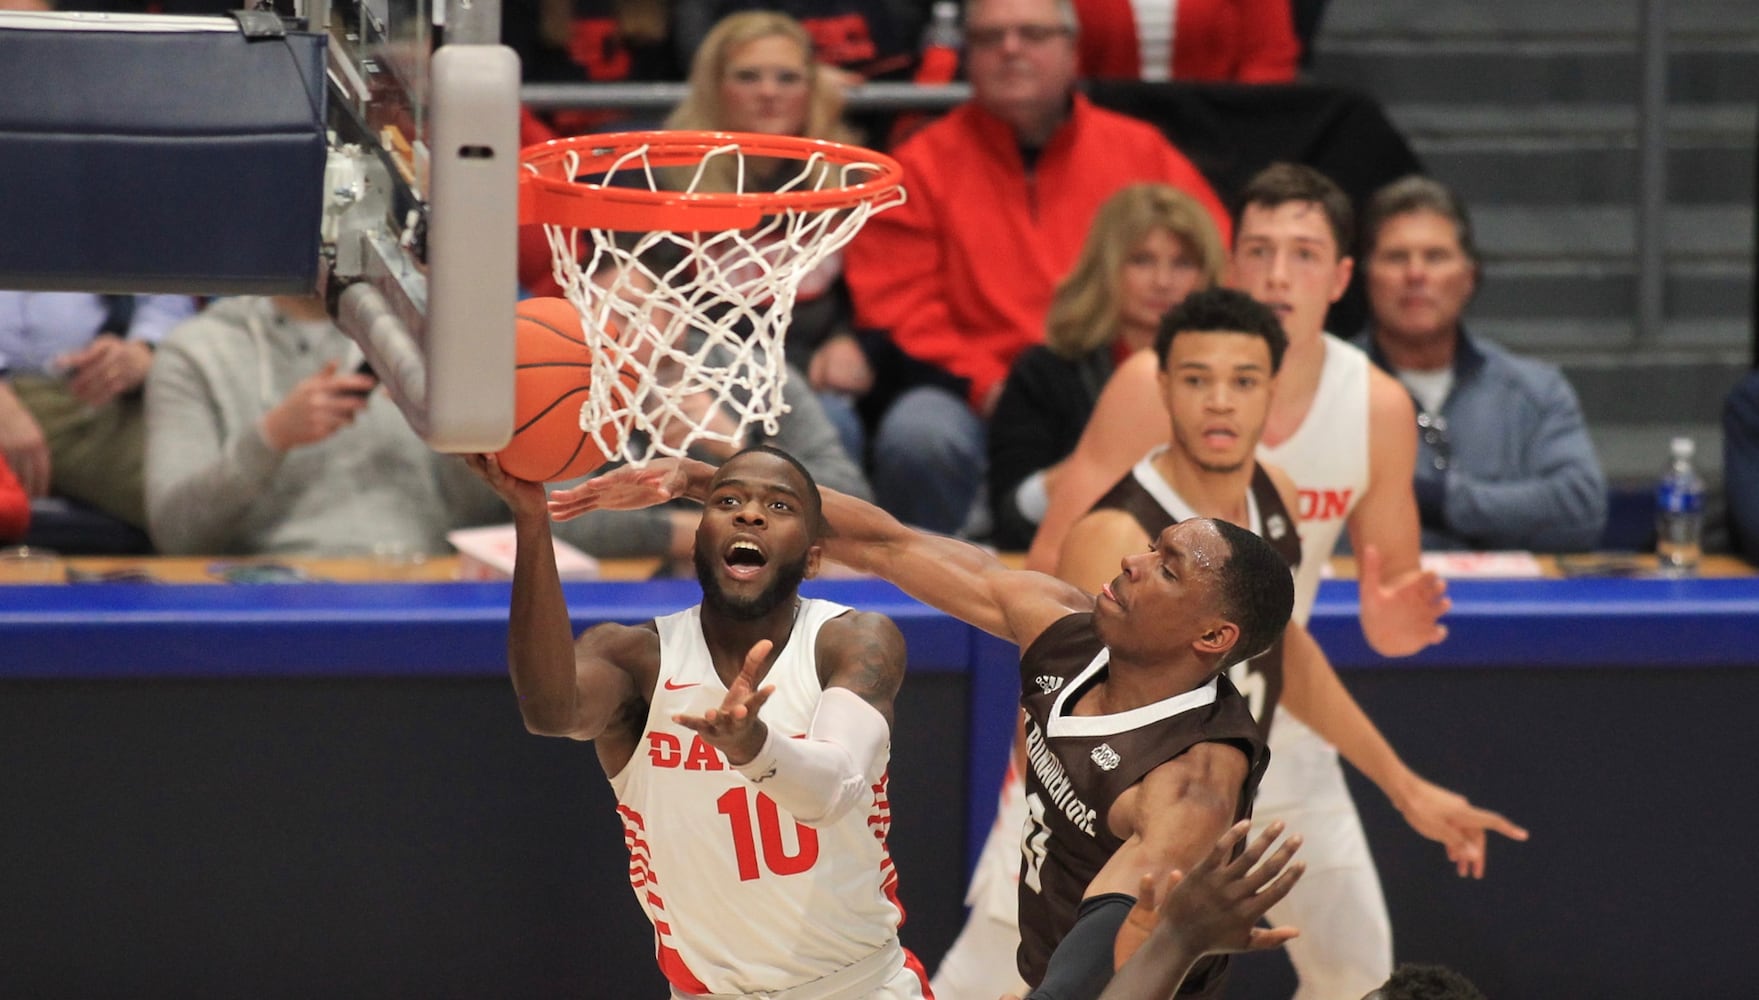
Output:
[{"xmin": 530, "ymin": 138, "xmax": 905, "ymax": 467}]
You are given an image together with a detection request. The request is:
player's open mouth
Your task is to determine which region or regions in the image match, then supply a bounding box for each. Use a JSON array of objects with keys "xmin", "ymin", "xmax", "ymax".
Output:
[
  {"xmin": 1202, "ymin": 426, "xmax": 1237, "ymax": 446},
  {"xmin": 1101, "ymin": 582, "xmax": 1122, "ymax": 608},
  {"xmin": 724, "ymin": 539, "xmax": 768, "ymax": 581}
]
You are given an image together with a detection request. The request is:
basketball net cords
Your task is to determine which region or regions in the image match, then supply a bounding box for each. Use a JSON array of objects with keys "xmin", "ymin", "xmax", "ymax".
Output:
[{"xmin": 532, "ymin": 142, "xmax": 905, "ymax": 468}]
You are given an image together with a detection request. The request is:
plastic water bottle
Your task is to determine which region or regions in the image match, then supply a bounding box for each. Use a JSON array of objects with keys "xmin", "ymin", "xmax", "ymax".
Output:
[
  {"xmin": 917, "ymin": 1, "xmax": 962, "ymax": 84},
  {"xmin": 1655, "ymin": 436, "xmax": 1705, "ymax": 576}
]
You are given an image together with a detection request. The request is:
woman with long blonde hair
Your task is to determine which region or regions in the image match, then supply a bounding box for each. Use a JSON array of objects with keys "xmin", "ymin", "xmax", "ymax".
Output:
[
  {"xmin": 986, "ymin": 183, "xmax": 1226, "ymax": 549},
  {"xmin": 660, "ymin": 10, "xmax": 870, "ymax": 462},
  {"xmin": 664, "ymin": 11, "xmax": 859, "ymax": 193}
]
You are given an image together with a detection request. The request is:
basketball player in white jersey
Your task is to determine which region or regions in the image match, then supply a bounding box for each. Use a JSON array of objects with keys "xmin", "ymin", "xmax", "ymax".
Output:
[
  {"xmin": 937, "ymin": 165, "xmax": 1457, "ymax": 1000},
  {"xmin": 1062, "ymin": 286, "xmax": 1525, "ymax": 988},
  {"xmin": 553, "ymin": 456, "xmax": 1303, "ymax": 999},
  {"xmin": 465, "ymin": 445, "xmax": 931, "ymax": 999}
]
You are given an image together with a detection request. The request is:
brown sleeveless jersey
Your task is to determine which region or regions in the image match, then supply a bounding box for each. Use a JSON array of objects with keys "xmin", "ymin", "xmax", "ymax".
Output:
[
  {"xmin": 1091, "ymin": 461, "xmax": 1302, "ymax": 733},
  {"xmin": 1014, "ymin": 612, "xmax": 1269, "ymax": 994}
]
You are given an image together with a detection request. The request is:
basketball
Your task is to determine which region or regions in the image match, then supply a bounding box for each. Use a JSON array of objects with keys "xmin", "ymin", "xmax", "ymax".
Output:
[{"xmin": 495, "ymin": 297, "xmax": 635, "ymax": 483}]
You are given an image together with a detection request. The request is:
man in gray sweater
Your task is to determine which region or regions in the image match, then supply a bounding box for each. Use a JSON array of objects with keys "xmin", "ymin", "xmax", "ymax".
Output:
[{"xmin": 144, "ymin": 296, "xmax": 870, "ymax": 558}]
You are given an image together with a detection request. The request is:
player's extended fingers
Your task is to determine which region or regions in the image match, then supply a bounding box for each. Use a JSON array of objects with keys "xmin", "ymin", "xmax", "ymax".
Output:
[
  {"xmin": 1473, "ymin": 805, "xmax": 1530, "ymax": 842},
  {"xmin": 1249, "ymin": 860, "xmax": 1305, "ymax": 917},
  {"xmin": 1243, "ymin": 922, "xmax": 1301, "ymax": 952},
  {"xmin": 1204, "ymin": 819, "xmax": 1254, "ymax": 872},
  {"xmin": 1226, "ymin": 820, "xmax": 1283, "ymax": 875},
  {"xmin": 738, "ymin": 640, "xmax": 774, "ymax": 687},
  {"xmin": 1242, "ymin": 832, "xmax": 1303, "ymax": 896},
  {"xmin": 671, "ymin": 711, "xmax": 713, "ymax": 735},
  {"xmin": 739, "ymin": 683, "xmax": 777, "ymax": 721}
]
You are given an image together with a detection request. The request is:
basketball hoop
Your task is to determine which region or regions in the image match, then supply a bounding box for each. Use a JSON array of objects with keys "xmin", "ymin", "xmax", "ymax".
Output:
[{"xmin": 518, "ymin": 130, "xmax": 906, "ymax": 467}]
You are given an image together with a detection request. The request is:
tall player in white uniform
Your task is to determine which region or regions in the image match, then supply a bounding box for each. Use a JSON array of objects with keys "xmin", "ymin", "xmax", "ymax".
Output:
[
  {"xmin": 466, "ymin": 445, "xmax": 931, "ymax": 999},
  {"xmin": 1058, "ymin": 286, "xmax": 1526, "ymax": 991},
  {"xmin": 935, "ymin": 165, "xmax": 1461, "ymax": 1000}
]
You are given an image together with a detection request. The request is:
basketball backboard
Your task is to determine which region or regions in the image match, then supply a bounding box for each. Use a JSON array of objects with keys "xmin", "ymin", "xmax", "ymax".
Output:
[
  {"xmin": 313, "ymin": 0, "xmax": 520, "ymax": 453},
  {"xmin": 0, "ymin": 2, "xmax": 517, "ymax": 453}
]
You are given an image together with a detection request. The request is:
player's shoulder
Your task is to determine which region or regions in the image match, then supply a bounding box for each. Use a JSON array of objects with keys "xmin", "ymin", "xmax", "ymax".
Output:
[
  {"xmin": 816, "ymin": 608, "xmax": 907, "ymax": 694},
  {"xmin": 1363, "ymin": 361, "xmax": 1417, "ymax": 422},
  {"xmin": 819, "ymin": 607, "xmax": 905, "ymax": 652},
  {"xmin": 1070, "ymin": 505, "xmax": 1149, "ymax": 544},
  {"xmin": 576, "ymin": 619, "xmax": 661, "ymax": 665}
]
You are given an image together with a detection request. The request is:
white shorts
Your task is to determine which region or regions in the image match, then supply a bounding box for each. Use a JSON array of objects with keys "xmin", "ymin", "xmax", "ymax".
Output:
[
  {"xmin": 929, "ymin": 764, "xmax": 1028, "ymax": 1000},
  {"xmin": 1253, "ymin": 708, "xmax": 1393, "ymax": 1000},
  {"xmin": 672, "ymin": 939, "xmax": 927, "ymax": 1000}
]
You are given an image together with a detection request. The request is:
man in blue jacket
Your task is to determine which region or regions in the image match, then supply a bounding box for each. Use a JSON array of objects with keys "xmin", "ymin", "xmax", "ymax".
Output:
[{"xmin": 1351, "ymin": 176, "xmax": 1607, "ymax": 552}]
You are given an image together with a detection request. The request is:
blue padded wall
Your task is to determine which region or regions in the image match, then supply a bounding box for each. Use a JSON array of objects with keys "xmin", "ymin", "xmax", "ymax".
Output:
[{"xmin": 0, "ymin": 20, "xmax": 326, "ymax": 294}]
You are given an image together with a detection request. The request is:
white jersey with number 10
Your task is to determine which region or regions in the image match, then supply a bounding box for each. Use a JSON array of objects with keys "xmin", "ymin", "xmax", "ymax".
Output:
[{"xmin": 608, "ymin": 599, "xmax": 905, "ymax": 996}]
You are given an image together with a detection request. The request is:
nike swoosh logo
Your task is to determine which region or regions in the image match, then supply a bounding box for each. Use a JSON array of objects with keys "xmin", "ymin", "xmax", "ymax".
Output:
[{"xmin": 663, "ymin": 679, "xmax": 700, "ymax": 691}]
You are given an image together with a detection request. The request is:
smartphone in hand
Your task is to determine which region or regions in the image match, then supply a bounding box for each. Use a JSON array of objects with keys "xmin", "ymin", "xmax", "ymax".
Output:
[{"xmin": 341, "ymin": 358, "xmax": 379, "ymax": 399}]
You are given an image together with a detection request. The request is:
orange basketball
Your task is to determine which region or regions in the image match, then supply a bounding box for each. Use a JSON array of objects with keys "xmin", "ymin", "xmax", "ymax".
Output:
[{"xmin": 495, "ymin": 297, "xmax": 636, "ymax": 483}]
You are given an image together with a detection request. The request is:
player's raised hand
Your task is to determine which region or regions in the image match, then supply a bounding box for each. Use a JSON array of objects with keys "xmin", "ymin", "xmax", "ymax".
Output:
[
  {"xmin": 1394, "ymin": 776, "xmax": 1529, "ymax": 879},
  {"xmin": 1358, "ymin": 544, "xmax": 1450, "ymax": 655},
  {"xmin": 548, "ymin": 458, "xmax": 690, "ymax": 520},
  {"xmin": 462, "ymin": 453, "xmax": 547, "ymax": 518},
  {"xmin": 1141, "ymin": 820, "xmax": 1303, "ymax": 962},
  {"xmin": 673, "ymin": 639, "xmax": 776, "ymax": 766},
  {"xmin": 1098, "ymin": 821, "xmax": 1304, "ymax": 1000}
]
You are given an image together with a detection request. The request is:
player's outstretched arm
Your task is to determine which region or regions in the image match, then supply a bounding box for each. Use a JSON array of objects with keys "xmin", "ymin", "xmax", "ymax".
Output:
[
  {"xmin": 1280, "ymin": 621, "xmax": 1528, "ymax": 877},
  {"xmin": 1353, "ymin": 369, "xmax": 1449, "ymax": 656},
  {"xmin": 551, "ymin": 457, "xmax": 1088, "ymax": 648},
  {"xmin": 467, "ymin": 454, "xmax": 643, "ymax": 740},
  {"xmin": 1100, "ymin": 821, "xmax": 1305, "ymax": 1000}
]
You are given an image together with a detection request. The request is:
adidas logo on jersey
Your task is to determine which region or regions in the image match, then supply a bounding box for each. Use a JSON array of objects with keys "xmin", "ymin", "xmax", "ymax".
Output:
[
  {"xmin": 1090, "ymin": 743, "xmax": 1121, "ymax": 771},
  {"xmin": 1034, "ymin": 675, "xmax": 1065, "ymax": 693}
]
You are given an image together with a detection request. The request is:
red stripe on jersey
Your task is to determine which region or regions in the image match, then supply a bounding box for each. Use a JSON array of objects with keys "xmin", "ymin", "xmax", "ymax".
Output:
[
  {"xmin": 903, "ymin": 948, "xmax": 936, "ymax": 999},
  {"xmin": 618, "ymin": 804, "xmax": 708, "ymax": 994},
  {"xmin": 657, "ymin": 941, "xmax": 710, "ymax": 995}
]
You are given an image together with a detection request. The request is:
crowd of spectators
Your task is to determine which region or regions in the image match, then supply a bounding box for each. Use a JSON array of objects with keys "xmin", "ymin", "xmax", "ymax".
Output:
[{"xmin": 5, "ymin": 0, "xmax": 1747, "ymax": 575}]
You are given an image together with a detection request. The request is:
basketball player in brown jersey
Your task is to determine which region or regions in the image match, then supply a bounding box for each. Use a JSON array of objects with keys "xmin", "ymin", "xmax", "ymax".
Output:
[
  {"xmin": 552, "ymin": 457, "xmax": 1301, "ymax": 998},
  {"xmin": 1060, "ymin": 287, "xmax": 1527, "ymax": 956}
]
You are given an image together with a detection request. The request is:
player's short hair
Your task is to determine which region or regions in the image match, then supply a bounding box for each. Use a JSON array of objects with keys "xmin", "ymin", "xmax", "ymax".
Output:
[
  {"xmin": 1154, "ymin": 287, "xmax": 1288, "ymax": 375},
  {"xmin": 724, "ymin": 445, "xmax": 824, "ymax": 533},
  {"xmin": 1360, "ymin": 175, "xmax": 1480, "ymax": 266},
  {"xmin": 1235, "ymin": 163, "xmax": 1354, "ymax": 259},
  {"xmin": 1370, "ymin": 963, "xmax": 1489, "ymax": 1000},
  {"xmin": 1207, "ymin": 519, "xmax": 1294, "ymax": 670}
]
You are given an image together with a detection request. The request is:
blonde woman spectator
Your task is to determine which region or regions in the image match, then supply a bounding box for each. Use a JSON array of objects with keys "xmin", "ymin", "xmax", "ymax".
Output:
[
  {"xmin": 986, "ymin": 183, "xmax": 1224, "ymax": 549},
  {"xmin": 664, "ymin": 11, "xmax": 871, "ymax": 462}
]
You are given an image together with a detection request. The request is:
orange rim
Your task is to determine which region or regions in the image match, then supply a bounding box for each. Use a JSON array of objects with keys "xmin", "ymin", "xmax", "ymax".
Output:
[{"xmin": 518, "ymin": 130, "xmax": 906, "ymax": 232}]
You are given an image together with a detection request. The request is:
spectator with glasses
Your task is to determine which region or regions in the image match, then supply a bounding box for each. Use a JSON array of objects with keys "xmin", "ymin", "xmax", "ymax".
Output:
[
  {"xmin": 1351, "ymin": 175, "xmax": 1607, "ymax": 553},
  {"xmin": 843, "ymin": 0, "xmax": 1229, "ymax": 536}
]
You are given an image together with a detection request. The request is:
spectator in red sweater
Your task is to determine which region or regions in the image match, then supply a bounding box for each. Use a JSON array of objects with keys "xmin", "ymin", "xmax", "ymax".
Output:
[
  {"xmin": 1073, "ymin": 0, "xmax": 1301, "ymax": 83},
  {"xmin": 843, "ymin": 0, "xmax": 1230, "ymax": 534}
]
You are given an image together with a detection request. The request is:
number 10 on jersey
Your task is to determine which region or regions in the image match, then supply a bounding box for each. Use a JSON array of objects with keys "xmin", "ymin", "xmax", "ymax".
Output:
[{"xmin": 716, "ymin": 786, "xmax": 820, "ymax": 881}]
